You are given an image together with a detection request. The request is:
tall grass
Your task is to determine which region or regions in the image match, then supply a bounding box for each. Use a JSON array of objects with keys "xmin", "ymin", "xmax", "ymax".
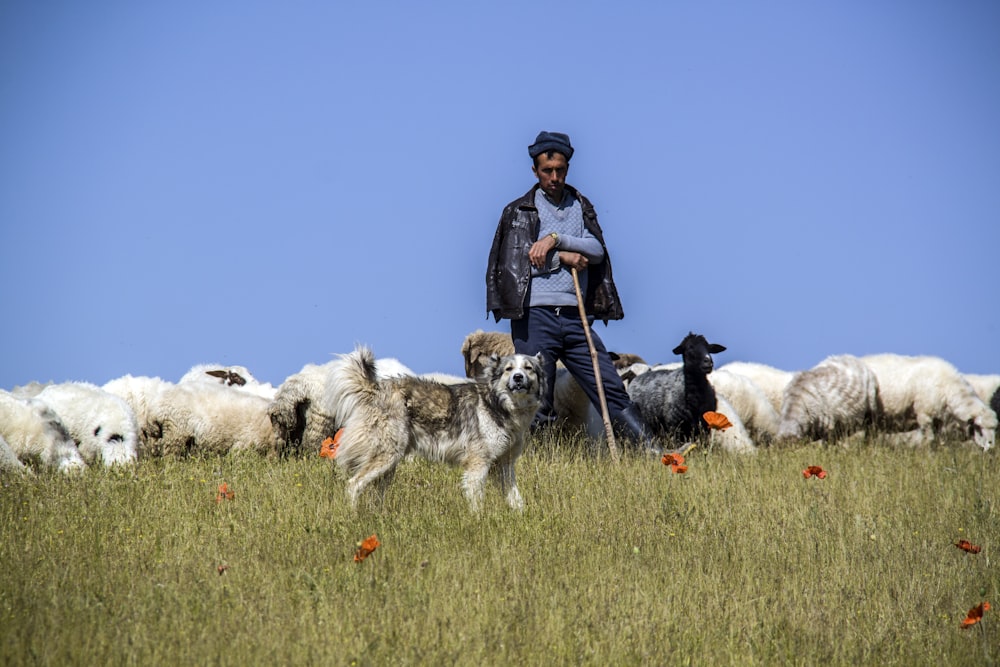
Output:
[{"xmin": 1, "ymin": 434, "xmax": 996, "ymax": 666}]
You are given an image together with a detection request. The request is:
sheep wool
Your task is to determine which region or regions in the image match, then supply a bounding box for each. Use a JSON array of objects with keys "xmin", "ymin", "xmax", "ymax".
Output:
[
  {"xmin": 0, "ymin": 390, "xmax": 86, "ymax": 473},
  {"xmin": 777, "ymin": 355, "xmax": 879, "ymax": 443},
  {"xmin": 36, "ymin": 381, "xmax": 139, "ymax": 467}
]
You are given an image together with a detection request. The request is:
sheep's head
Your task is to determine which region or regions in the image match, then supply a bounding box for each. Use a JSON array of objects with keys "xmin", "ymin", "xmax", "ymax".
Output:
[{"xmin": 672, "ymin": 332, "xmax": 726, "ymax": 375}]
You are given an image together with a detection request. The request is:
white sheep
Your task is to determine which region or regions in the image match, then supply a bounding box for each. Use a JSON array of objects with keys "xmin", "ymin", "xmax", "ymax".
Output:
[
  {"xmin": 179, "ymin": 363, "xmax": 277, "ymax": 400},
  {"xmin": 0, "ymin": 390, "xmax": 86, "ymax": 473},
  {"xmin": 148, "ymin": 382, "xmax": 279, "ymax": 457},
  {"xmin": 103, "ymin": 375, "xmax": 175, "ymax": 456},
  {"xmin": 862, "ymin": 353, "xmax": 996, "ymax": 450},
  {"xmin": 0, "ymin": 433, "xmax": 29, "ymax": 474},
  {"xmin": 715, "ymin": 361, "xmax": 794, "ymax": 416},
  {"xmin": 35, "ymin": 382, "xmax": 139, "ymax": 466},
  {"xmin": 707, "ymin": 369, "xmax": 781, "ymax": 442},
  {"xmin": 963, "ymin": 373, "xmax": 1000, "ymax": 407},
  {"xmin": 777, "ymin": 355, "xmax": 880, "ymax": 444},
  {"xmin": 708, "ymin": 395, "xmax": 757, "ymax": 454},
  {"xmin": 269, "ymin": 356, "xmax": 415, "ymax": 457}
]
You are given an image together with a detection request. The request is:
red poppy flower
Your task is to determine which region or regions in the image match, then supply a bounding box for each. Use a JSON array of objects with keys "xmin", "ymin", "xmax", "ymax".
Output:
[
  {"xmin": 961, "ymin": 601, "xmax": 990, "ymax": 628},
  {"xmin": 320, "ymin": 429, "xmax": 344, "ymax": 459},
  {"xmin": 661, "ymin": 452, "xmax": 687, "ymax": 474},
  {"xmin": 217, "ymin": 564, "xmax": 229, "ymax": 575},
  {"xmin": 954, "ymin": 540, "xmax": 982, "ymax": 554},
  {"xmin": 215, "ymin": 482, "xmax": 235, "ymax": 503},
  {"xmin": 702, "ymin": 411, "xmax": 733, "ymax": 431},
  {"xmin": 354, "ymin": 534, "xmax": 380, "ymax": 563},
  {"xmin": 802, "ymin": 466, "xmax": 827, "ymax": 479}
]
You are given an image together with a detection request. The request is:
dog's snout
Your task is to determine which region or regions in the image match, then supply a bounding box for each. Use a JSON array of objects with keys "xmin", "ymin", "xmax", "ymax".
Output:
[{"xmin": 512, "ymin": 371, "xmax": 525, "ymax": 384}]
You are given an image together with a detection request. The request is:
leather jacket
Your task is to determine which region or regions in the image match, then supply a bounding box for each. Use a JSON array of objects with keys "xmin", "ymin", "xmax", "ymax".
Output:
[{"xmin": 486, "ymin": 184, "xmax": 624, "ymax": 323}]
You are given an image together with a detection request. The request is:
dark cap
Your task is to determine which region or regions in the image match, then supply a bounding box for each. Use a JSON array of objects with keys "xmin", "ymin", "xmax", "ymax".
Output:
[{"xmin": 528, "ymin": 131, "xmax": 574, "ymax": 160}]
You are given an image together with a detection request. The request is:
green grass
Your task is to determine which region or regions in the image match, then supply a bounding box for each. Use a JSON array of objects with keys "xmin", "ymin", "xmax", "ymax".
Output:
[{"xmin": 1, "ymin": 435, "xmax": 996, "ymax": 666}]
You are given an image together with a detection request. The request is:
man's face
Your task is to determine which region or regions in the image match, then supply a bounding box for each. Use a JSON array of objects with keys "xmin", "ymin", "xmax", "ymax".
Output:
[{"xmin": 532, "ymin": 152, "xmax": 568, "ymax": 201}]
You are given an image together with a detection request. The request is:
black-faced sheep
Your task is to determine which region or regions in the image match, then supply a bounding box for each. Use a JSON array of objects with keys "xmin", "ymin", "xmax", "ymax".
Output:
[
  {"xmin": 776, "ymin": 355, "xmax": 880, "ymax": 444},
  {"xmin": 626, "ymin": 332, "xmax": 727, "ymax": 443},
  {"xmin": 35, "ymin": 382, "xmax": 139, "ymax": 466},
  {"xmin": 862, "ymin": 353, "xmax": 996, "ymax": 450}
]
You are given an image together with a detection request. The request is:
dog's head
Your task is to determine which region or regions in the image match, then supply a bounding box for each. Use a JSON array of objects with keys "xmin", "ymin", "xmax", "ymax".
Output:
[{"xmin": 484, "ymin": 353, "xmax": 545, "ymax": 407}]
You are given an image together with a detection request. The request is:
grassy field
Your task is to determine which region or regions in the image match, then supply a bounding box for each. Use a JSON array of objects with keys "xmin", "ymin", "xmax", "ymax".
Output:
[{"xmin": 1, "ymin": 433, "xmax": 996, "ymax": 666}]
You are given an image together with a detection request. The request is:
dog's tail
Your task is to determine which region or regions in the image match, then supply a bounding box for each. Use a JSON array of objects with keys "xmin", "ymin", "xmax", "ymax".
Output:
[{"xmin": 325, "ymin": 346, "xmax": 381, "ymax": 431}]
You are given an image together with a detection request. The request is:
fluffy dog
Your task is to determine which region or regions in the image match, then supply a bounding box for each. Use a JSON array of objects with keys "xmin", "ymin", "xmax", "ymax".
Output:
[{"xmin": 327, "ymin": 346, "xmax": 544, "ymax": 511}]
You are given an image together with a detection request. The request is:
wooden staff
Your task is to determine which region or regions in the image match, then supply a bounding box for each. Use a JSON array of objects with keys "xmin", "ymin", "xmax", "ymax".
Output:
[{"xmin": 571, "ymin": 267, "xmax": 621, "ymax": 463}]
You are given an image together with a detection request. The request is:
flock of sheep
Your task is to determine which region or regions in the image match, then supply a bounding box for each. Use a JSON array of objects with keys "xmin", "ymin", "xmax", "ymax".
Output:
[{"xmin": 2, "ymin": 329, "xmax": 997, "ymax": 475}]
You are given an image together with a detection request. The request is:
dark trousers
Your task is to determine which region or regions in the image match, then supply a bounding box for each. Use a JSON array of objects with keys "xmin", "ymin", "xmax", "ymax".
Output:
[{"xmin": 510, "ymin": 306, "xmax": 632, "ymax": 423}]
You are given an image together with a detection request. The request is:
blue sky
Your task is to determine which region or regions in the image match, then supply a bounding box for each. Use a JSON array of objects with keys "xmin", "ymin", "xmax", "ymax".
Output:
[{"xmin": 2, "ymin": 1, "xmax": 998, "ymax": 390}]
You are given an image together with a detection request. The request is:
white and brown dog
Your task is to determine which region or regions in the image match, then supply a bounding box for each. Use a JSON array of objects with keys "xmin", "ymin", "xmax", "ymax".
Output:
[{"xmin": 326, "ymin": 346, "xmax": 544, "ymax": 511}]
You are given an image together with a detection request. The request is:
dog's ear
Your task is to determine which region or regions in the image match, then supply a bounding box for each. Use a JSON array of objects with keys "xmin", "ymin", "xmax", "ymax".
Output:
[{"xmin": 478, "ymin": 353, "xmax": 501, "ymax": 380}]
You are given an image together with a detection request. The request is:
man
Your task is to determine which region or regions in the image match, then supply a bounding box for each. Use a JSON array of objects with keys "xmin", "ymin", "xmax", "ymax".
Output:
[{"xmin": 486, "ymin": 130, "xmax": 660, "ymax": 454}]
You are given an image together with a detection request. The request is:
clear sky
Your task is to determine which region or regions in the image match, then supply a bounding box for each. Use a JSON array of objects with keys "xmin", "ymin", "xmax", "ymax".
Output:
[{"xmin": 2, "ymin": 1, "xmax": 998, "ymax": 390}]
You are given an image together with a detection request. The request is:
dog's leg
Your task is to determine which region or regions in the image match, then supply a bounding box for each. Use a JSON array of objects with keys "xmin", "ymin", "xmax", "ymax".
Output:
[
  {"xmin": 495, "ymin": 461, "xmax": 524, "ymax": 511},
  {"xmin": 347, "ymin": 453, "xmax": 403, "ymax": 508},
  {"xmin": 461, "ymin": 462, "xmax": 491, "ymax": 512}
]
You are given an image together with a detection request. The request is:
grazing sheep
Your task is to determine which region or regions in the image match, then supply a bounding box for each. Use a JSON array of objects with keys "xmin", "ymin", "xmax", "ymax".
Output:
[
  {"xmin": 715, "ymin": 361, "xmax": 794, "ymax": 416},
  {"xmin": 0, "ymin": 390, "xmax": 86, "ymax": 473},
  {"xmin": 776, "ymin": 355, "xmax": 880, "ymax": 443},
  {"xmin": 0, "ymin": 433, "xmax": 29, "ymax": 474},
  {"xmin": 551, "ymin": 352, "xmax": 650, "ymax": 438},
  {"xmin": 269, "ymin": 357, "xmax": 415, "ymax": 457},
  {"xmin": 179, "ymin": 363, "xmax": 277, "ymax": 400},
  {"xmin": 708, "ymin": 395, "xmax": 757, "ymax": 454},
  {"xmin": 35, "ymin": 382, "xmax": 139, "ymax": 466},
  {"xmin": 103, "ymin": 375, "xmax": 175, "ymax": 455},
  {"xmin": 708, "ymin": 369, "xmax": 781, "ymax": 442},
  {"xmin": 963, "ymin": 373, "xmax": 1000, "ymax": 407},
  {"xmin": 146, "ymin": 382, "xmax": 279, "ymax": 457},
  {"xmin": 862, "ymin": 353, "xmax": 996, "ymax": 450},
  {"xmin": 626, "ymin": 332, "xmax": 727, "ymax": 443},
  {"xmin": 461, "ymin": 330, "xmax": 514, "ymax": 379}
]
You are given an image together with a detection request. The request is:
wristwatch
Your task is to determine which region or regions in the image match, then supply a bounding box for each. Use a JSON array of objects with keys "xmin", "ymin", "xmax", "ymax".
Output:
[{"xmin": 548, "ymin": 232, "xmax": 559, "ymax": 246}]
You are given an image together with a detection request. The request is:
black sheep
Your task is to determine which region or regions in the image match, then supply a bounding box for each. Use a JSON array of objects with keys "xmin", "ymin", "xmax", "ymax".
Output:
[{"xmin": 626, "ymin": 332, "xmax": 727, "ymax": 442}]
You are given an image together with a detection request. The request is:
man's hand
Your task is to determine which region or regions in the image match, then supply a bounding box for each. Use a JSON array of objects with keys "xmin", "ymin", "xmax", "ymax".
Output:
[
  {"xmin": 558, "ymin": 251, "xmax": 589, "ymax": 271},
  {"xmin": 528, "ymin": 234, "xmax": 559, "ymax": 268}
]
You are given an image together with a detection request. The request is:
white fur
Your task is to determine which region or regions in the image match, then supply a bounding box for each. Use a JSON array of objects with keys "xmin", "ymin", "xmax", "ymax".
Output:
[
  {"xmin": 708, "ymin": 395, "xmax": 757, "ymax": 454},
  {"xmin": 963, "ymin": 373, "xmax": 1000, "ymax": 406},
  {"xmin": 862, "ymin": 354, "xmax": 996, "ymax": 450},
  {"xmin": 716, "ymin": 361, "xmax": 794, "ymax": 416},
  {"xmin": 103, "ymin": 375, "xmax": 175, "ymax": 456},
  {"xmin": 777, "ymin": 355, "xmax": 879, "ymax": 443},
  {"xmin": 35, "ymin": 382, "xmax": 139, "ymax": 466},
  {"xmin": 0, "ymin": 433, "xmax": 29, "ymax": 474},
  {"xmin": 708, "ymin": 369, "xmax": 780, "ymax": 440},
  {"xmin": 0, "ymin": 390, "xmax": 86, "ymax": 473}
]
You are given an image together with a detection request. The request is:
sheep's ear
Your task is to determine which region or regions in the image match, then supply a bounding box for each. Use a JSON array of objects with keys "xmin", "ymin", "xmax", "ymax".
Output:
[
  {"xmin": 609, "ymin": 351, "xmax": 621, "ymax": 361},
  {"xmin": 671, "ymin": 344, "xmax": 684, "ymax": 355},
  {"xmin": 227, "ymin": 372, "xmax": 247, "ymax": 386},
  {"xmin": 708, "ymin": 344, "xmax": 727, "ymax": 354},
  {"xmin": 206, "ymin": 369, "xmax": 229, "ymax": 379}
]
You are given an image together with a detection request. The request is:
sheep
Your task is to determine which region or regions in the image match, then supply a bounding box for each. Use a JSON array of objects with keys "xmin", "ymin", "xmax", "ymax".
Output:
[
  {"xmin": 0, "ymin": 390, "xmax": 86, "ymax": 473},
  {"xmin": 708, "ymin": 395, "xmax": 757, "ymax": 454},
  {"xmin": 715, "ymin": 361, "xmax": 794, "ymax": 416},
  {"xmin": 145, "ymin": 382, "xmax": 279, "ymax": 458},
  {"xmin": 963, "ymin": 373, "xmax": 1000, "ymax": 407},
  {"xmin": 179, "ymin": 363, "xmax": 277, "ymax": 400},
  {"xmin": 34, "ymin": 382, "xmax": 139, "ymax": 466},
  {"xmin": 461, "ymin": 330, "xmax": 514, "ymax": 379},
  {"xmin": 103, "ymin": 375, "xmax": 175, "ymax": 455},
  {"xmin": 707, "ymin": 369, "xmax": 781, "ymax": 442},
  {"xmin": 776, "ymin": 355, "xmax": 880, "ymax": 444},
  {"xmin": 549, "ymin": 352, "xmax": 650, "ymax": 438},
  {"xmin": 626, "ymin": 332, "xmax": 727, "ymax": 444},
  {"xmin": 0, "ymin": 433, "xmax": 29, "ymax": 474},
  {"xmin": 269, "ymin": 356, "xmax": 415, "ymax": 457},
  {"xmin": 861, "ymin": 353, "xmax": 996, "ymax": 450}
]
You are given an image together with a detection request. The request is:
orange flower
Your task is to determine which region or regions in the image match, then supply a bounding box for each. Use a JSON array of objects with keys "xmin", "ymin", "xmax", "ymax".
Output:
[
  {"xmin": 954, "ymin": 540, "xmax": 982, "ymax": 554},
  {"xmin": 354, "ymin": 534, "xmax": 380, "ymax": 563},
  {"xmin": 960, "ymin": 601, "xmax": 990, "ymax": 628},
  {"xmin": 320, "ymin": 429, "xmax": 344, "ymax": 459},
  {"xmin": 215, "ymin": 482, "xmax": 235, "ymax": 503},
  {"xmin": 802, "ymin": 466, "xmax": 827, "ymax": 479},
  {"xmin": 702, "ymin": 411, "xmax": 733, "ymax": 431},
  {"xmin": 661, "ymin": 452, "xmax": 688, "ymax": 474},
  {"xmin": 217, "ymin": 564, "xmax": 229, "ymax": 575}
]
